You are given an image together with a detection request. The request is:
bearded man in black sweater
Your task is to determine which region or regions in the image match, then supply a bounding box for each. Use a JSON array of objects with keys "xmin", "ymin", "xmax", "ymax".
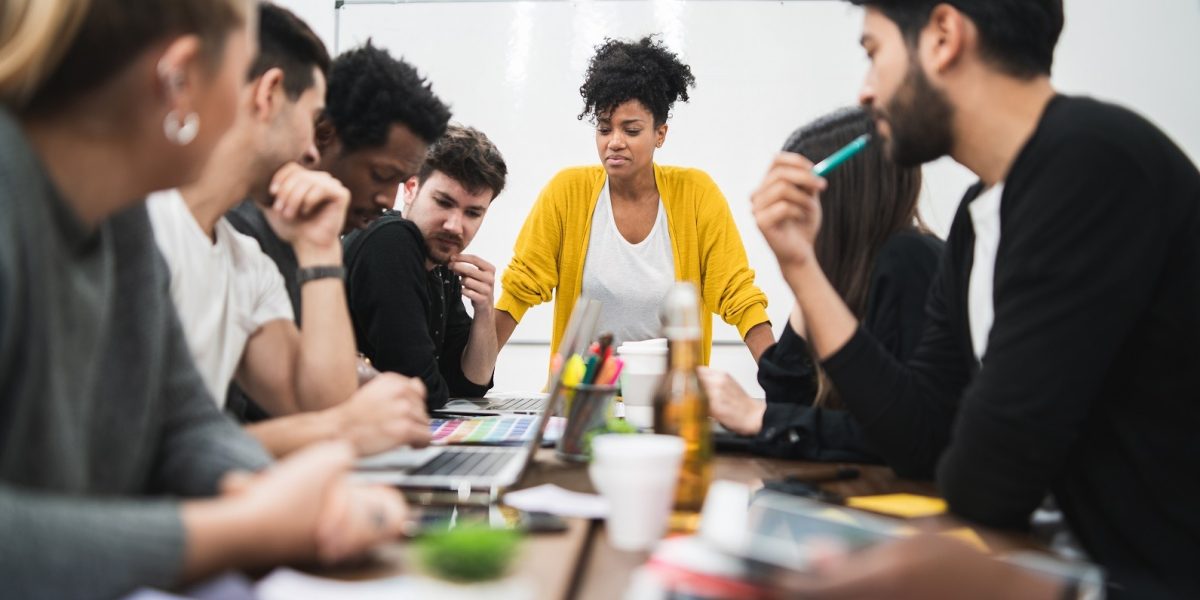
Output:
[{"xmin": 751, "ymin": 0, "xmax": 1200, "ymax": 597}]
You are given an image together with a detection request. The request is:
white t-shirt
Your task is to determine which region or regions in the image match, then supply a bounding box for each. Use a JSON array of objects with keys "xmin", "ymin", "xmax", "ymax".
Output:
[
  {"xmin": 580, "ymin": 181, "xmax": 675, "ymax": 347},
  {"xmin": 967, "ymin": 182, "xmax": 1005, "ymax": 362},
  {"xmin": 147, "ymin": 189, "xmax": 294, "ymax": 407}
]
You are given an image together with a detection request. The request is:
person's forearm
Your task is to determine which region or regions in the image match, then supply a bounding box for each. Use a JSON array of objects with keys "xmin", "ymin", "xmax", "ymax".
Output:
[
  {"xmin": 245, "ymin": 411, "xmax": 342, "ymax": 458},
  {"xmin": 781, "ymin": 261, "xmax": 858, "ymax": 360},
  {"xmin": 462, "ymin": 308, "xmax": 499, "ymax": 386},
  {"xmin": 1, "ymin": 487, "xmax": 188, "ymax": 598},
  {"xmin": 495, "ymin": 309, "xmax": 518, "ymax": 348},
  {"xmin": 743, "ymin": 322, "xmax": 775, "ymax": 362},
  {"xmin": 295, "ymin": 243, "xmax": 357, "ymax": 411}
]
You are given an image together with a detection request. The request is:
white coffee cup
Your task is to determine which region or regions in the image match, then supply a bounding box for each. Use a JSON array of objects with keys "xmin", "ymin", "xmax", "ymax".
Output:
[
  {"xmin": 617, "ymin": 339, "xmax": 668, "ymax": 428},
  {"xmin": 589, "ymin": 434, "xmax": 685, "ymax": 552}
]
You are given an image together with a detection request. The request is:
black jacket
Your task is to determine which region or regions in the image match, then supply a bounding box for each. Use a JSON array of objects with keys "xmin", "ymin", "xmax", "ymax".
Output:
[
  {"xmin": 820, "ymin": 96, "xmax": 1200, "ymax": 598},
  {"xmin": 751, "ymin": 229, "xmax": 943, "ymax": 463},
  {"xmin": 343, "ymin": 213, "xmax": 492, "ymax": 410}
]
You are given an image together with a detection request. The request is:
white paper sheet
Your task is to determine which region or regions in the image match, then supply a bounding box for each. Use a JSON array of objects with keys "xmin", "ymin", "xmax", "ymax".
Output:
[{"xmin": 503, "ymin": 484, "xmax": 610, "ymax": 519}]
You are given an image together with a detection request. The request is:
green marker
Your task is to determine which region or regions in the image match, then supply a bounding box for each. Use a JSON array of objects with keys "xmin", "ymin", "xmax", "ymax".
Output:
[{"xmin": 812, "ymin": 133, "xmax": 872, "ymax": 177}]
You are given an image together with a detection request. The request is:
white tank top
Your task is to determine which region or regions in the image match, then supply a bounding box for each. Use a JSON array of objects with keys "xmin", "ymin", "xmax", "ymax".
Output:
[{"xmin": 581, "ymin": 181, "xmax": 675, "ymax": 347}]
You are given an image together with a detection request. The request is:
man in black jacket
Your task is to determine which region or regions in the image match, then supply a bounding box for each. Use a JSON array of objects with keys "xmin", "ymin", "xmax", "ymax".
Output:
[
  {"xmin": 344, "ymin": 125, "xmax": 508, "ymax": 411},
  {"xmin": 752, "ymin": 0, "xmax": 1200, "ymax": 596}
]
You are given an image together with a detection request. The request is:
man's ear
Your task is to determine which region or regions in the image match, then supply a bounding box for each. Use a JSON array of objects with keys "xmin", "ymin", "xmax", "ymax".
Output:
[
  {"xmin": 314, "ymin": 113, "xmax": 340, "ymax": 156},
  {"xmin": 251, "ymin": 67, "xmax": 285, "ymax": 122},
  {"xmin": 401, "ymin": 176, "xmax": 419, "ymax": 214},
  {"xmin": 924, "ymin": 3, "xmax": 969, "ymax": 75}
]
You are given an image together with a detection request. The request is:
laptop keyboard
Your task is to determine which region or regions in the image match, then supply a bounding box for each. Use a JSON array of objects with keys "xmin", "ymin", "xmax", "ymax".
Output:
[
  {"xmin": 412, "ymin": 449, "xmax": 515, "ymax": 477},
  {"xmin": 490, "ymin": 397, "xmax": 543, "ymax": 410}
]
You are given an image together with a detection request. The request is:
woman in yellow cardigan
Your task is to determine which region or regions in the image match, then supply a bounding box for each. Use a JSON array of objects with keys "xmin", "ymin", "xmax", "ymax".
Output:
[{"xmin": 495, "ymin": 36, "xmax": 773, "ymax": 364}]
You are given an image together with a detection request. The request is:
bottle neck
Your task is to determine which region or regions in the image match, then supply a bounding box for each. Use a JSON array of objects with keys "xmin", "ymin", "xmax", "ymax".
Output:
[{"xmin": 668, "ymin": 336, "xmax": 701, "ymax": 370}]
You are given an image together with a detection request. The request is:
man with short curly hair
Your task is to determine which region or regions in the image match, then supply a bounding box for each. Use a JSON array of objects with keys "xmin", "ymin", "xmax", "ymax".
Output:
[
  {"xmin": 228, "ymin": 41, "xmax": 451, "ymax": 318},
  {"xmin": 343, "ymin": 125, "xmax": 508, "ymax": 411}
]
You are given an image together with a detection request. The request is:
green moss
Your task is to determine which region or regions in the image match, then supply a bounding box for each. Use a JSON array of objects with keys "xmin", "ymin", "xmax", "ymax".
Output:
[
  {"xmin": 581, "ymin": 418, "xmax": 642, "ymax": 460},
  {"xmin": 414, "ymin": 523, "xmax": 523, "ymax": 583}
]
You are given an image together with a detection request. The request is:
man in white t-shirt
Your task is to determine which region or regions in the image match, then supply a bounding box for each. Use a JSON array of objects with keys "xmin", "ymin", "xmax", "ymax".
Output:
[{"xmin": 149, "ymin": 4, "xmax": 429, "ymax": 458}]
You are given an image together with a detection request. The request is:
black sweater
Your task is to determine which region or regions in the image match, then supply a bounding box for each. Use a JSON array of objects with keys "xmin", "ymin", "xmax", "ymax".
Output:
[
  {"xmin": 820, "ymin": 96, "xmax": 1200, "ymax": 598},
  {"xmin": 751, "ymin": 229, "xmax": 943, "ymax": 462},
  {"xmin": 343, "ymin": 214, "xmax": 492, "ymax": 411}
]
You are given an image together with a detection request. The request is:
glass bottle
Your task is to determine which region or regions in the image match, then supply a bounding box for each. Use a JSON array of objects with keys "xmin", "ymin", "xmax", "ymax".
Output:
[{"xmin": 652, "ymin": 282, "xmax": 713, "ymax": 514}]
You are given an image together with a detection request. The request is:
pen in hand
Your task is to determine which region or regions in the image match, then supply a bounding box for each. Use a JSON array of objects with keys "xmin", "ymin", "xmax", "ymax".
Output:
[{"xmin": 812, "ymin": 133, "xmax": 871, "ymax": 177}]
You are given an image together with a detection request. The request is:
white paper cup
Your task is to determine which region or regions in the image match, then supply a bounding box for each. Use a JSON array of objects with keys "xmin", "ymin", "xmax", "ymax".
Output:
[
  {"xmin": 617, "ymin": 340, "xmax": 668, "ymax": 428},
  {"xmin": 589, "ymin": 434, "xmax": 685, "ymax": 551}
]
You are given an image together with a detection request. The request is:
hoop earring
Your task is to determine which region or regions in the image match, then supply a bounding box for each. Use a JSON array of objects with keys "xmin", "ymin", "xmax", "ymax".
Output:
[{"xmin": 163, "ymin": 110, "xmax": 199, "ymax": 146}]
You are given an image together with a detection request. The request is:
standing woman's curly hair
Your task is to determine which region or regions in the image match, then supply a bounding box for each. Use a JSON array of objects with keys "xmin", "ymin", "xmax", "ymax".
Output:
[{"xmin": 578, "ymin": 35, "xmax": 696, "ymax": 126}]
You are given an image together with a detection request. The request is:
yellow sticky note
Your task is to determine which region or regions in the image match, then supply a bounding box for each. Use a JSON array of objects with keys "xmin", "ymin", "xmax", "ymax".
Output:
[
  {"xmin": 940, "ymin": 527, "xmax": 990, "ymax": 553},
  {"xmin": 845, "ymin": 494, "xmax": 948, "ymax": 518}
]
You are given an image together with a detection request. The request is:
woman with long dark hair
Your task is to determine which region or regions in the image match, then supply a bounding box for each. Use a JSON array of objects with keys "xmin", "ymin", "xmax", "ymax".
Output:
[{"xmin": 702, "ymin": 107, "xmax": 943, "ymax": 463}]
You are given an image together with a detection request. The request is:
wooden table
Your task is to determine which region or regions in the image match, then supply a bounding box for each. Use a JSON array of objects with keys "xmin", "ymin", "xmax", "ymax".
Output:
[{"xmin": 329, "ymin": 448, "xmax": 1034, "ymax": 599}]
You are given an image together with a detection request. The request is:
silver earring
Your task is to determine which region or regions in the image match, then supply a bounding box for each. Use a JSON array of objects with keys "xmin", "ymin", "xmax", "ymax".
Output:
[{"xmin": 163, "ymin": 110, "xmax": 199, "ymax": 146}]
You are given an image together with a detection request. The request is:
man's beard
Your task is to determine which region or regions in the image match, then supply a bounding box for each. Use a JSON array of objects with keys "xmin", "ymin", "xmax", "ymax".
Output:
[
  {"xmin": 875, "ymin": 59, "xmax": 955, "ymax": 168},
  {"xmin": 425, "ymin": 233, "xmax": 464, "ymax": 265}
]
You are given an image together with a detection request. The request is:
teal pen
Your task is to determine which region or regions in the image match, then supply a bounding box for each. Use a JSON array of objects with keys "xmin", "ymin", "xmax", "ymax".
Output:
[
  {"xmin": 812, "ymin": 133, "xmax": 872, "ymax": 177},
  {"xmin": 581, "ymin": 353, "xmax": 601, "ymax": 385}
]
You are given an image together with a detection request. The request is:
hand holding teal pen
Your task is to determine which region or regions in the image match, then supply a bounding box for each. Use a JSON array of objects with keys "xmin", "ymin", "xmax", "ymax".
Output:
[{"xmin": 750, "ymin": 133, "xmax": 872, "ymax": 272}]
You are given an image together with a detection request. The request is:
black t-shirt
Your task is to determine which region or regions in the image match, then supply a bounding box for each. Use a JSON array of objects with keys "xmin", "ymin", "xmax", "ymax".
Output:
[
  {"xmin": 820, "ymin": 95, "xmax": 1200, "ymax": 598},
  {"xmin": 343, "ymin": 213, "xmax": 492, "ymax": 411}
]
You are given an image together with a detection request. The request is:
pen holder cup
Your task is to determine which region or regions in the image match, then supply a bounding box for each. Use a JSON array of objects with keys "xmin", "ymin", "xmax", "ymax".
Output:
[{"xmin": 555, "ymin": 384, "xmax": 618, "ymax": 463}]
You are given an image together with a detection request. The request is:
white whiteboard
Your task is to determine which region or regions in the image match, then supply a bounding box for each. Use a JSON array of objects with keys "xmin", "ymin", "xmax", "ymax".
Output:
[{"xmin": 322, "ymin": 0, "xmax": 1200, "ymax": 347}]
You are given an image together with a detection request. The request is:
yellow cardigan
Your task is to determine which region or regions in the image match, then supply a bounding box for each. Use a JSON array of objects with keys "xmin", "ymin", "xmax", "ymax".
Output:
[{"xmin": 497, "ymin": 164, "xmax": 769, "ymax": 364}]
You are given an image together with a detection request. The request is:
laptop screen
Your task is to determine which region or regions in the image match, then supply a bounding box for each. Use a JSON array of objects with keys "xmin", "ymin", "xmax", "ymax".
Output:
[{"xmin": 519, "ymin": 297, "xmax": 602, "ymax": 452}]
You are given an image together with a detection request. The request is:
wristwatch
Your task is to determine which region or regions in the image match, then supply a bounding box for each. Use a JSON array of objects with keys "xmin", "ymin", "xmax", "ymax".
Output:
[{"xmin": 296, "ymin": 265, "xmax": 344, "ymax": 286}]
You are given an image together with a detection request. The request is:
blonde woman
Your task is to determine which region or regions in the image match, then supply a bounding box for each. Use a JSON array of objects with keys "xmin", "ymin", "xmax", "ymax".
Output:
[{"xmin": 0, "ymin": 1, "xmax": 411, "ymax": 596}]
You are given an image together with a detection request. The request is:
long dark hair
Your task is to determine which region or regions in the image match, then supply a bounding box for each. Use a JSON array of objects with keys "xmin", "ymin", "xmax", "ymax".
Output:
[
  {"xmin": 784, "ymin": 107, "xmax": 923, "ymax": 319},
  {"xmin": 783, "ymin": 107, "xmax": 923, "ymax": 406}
]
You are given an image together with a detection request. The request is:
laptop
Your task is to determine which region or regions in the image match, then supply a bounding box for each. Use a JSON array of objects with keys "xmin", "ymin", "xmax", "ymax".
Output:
[
  {"xmin": 438, "ymin": 391, "xmax": 550, "ymax": 415},
  {"xmin": 352, "ymin": 298, "xmax": 601, "ymax": 497}
]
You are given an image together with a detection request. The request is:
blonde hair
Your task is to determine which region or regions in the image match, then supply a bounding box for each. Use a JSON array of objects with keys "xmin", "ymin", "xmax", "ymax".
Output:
[
  {"xmin": 0, "ymin": 0, "xmax": 91, "ymax": 109},
  {"xmin": 0, "ymin": 0, "xmax": 249, "ymax": 113}
]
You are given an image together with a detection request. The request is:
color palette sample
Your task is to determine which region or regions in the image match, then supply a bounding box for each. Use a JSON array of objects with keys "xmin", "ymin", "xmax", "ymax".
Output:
[{"xmin": 430, "ymin": 416, "xmax": 538, "ymax": 445}]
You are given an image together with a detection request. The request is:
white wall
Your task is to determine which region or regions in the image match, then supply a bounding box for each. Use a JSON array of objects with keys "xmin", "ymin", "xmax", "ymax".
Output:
[{"xmin": 278, "ymin": 0, "xmax": 1200, "ymax": 394}]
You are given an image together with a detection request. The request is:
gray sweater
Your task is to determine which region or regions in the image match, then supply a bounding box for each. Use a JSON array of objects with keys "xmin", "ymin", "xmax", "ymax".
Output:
[{"xmin": 0, "ymin": 110, "xmax": 272, "ymax": 598}]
